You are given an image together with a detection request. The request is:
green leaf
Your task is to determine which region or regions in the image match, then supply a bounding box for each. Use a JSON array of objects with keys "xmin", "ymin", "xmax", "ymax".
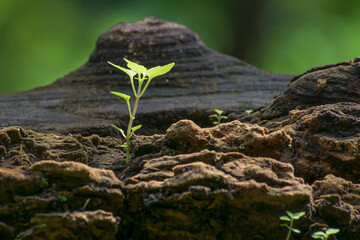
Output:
[
  {"xmin": 220, "ymin": 116, "xmax": 228, "ymax": 120},
  {"xmin": 311, "ymin": 234, "xmax": 324, "ymax": 239},
  {"xmin": 209, "ymin": 114, "xmax": 217, "ymax": 118},
  {"xmin": 326, "ymin": 228, "xmax": 340, "ymax": 235},
  {"xmin": 312, "ymin": 231, "xmax": 326, "ymax": 239},
  {"xmin": 280, "ymin": 216, "xmax": 291, "ymax": 221},
  {"xmin": 292, "ymin": 211, "xmax": 305, "ymax": 220},
  {"xmin": 111, "ymin": 124, "xmax": 126, "ymax": 138},
  {"xmin": 120, "ymin": 144, "xmax": 128, "ymax": 148},
  {"xmin": 245, "ymin": 109, "xmax": 254, "ymax": 114},
  {"xmin": 108, "ymin": 61, "xmax": 136, "ymax": 78},
  {"xmin": 286, "ymin": 211, "xmax": 294, "ymax": 218},
  {"xmin": 292, "ymin": 228, "xmax": 300, "ymax": 234},
  {"xmin": 214, "ymin": 109, "xmax": 223, "ymax": 115},
  {"xmin": 131, "ymin": 125, "xmax": 142, "ymax": 132},
  {"xmin": 110, "ymin": 91, "xmax": 131, "ymax": 102},
  {"xmin": 124, "ymin": 58, "xmax": 147, "ymax": 76},
  {"xmin": 146, "ymin": 62, "xmax": 175, "ymax": 79}
]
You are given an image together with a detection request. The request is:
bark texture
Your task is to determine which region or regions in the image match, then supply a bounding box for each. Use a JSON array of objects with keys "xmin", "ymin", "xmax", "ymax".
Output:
[{"xmin": 0, "ymin": 17, "xmax": 291, "ymax": 136}]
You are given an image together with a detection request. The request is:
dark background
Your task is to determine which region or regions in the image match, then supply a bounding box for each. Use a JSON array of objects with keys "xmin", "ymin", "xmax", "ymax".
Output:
[{"xmin": 1, "ymin": 0, "xmax": 359, "ymax": 93}]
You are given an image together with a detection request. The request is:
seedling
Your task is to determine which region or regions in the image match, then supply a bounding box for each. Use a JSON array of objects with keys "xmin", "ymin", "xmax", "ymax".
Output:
[
  {"xmin": 280, "ymin": 211, "xmax": 305, "ymax": 240},
  {"xmin": 83, "ymin": 198, "xmax": 90, "ymax": 209},
  {"xmin": 58, "ymin": 195, "xmax": 67, "ymax": 202},
  {"xmin": 109, "ymin": 58, "xmax": 175, "ymax": 164},
  {"xmin": 312, "ymin": 228, "xmax": 339, "ymax": 240},
  {"xmin": 245, "ymin": 109, "xmax": 254, "ymax": 114},
  {"xmin": 209, "ymin": 109, "xmax": 228, "ymax": 125}
]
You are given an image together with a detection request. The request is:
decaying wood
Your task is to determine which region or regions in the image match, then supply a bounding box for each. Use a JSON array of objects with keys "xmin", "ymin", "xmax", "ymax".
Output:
[{"xmin": 0, "ymin": 17, "xmax": 292, "ymax": 136}]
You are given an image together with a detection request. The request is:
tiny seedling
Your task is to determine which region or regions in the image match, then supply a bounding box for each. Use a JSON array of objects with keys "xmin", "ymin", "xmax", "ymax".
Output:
[
  {"xmin": 280, "ymin": 211, "xmax": 305, "ymax": 240},
  {"xmin": 58, "ymin": 195, "xmax": 67, "ymax": 202},
  {"xmin": 83, "ymin": 198, "xmax": 90, "ymax": 209},
  {"xmin": 312, "ymin": 228, "xmax": 340, "ymax": 240},
  {"xmin": 245, "ymin": 109, "xmax": 254, "ymax": 114},
  {"xmin": 209, "ymin": 109, "xmax": 228, "ymax": 125},
  {"xmin": 109, "ymin": 58, "xmax": 175, "ymax": 164}
]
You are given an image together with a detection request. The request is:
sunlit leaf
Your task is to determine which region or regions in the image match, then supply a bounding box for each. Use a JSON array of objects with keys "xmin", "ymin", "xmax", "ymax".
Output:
[
  {"xmin": 111, "ymin": 124, "xmax": 126, "ymax": 138},
  {"xmin": 292, "ymin": 211, "xmax": 305, "ymax": 219},
  {"xmin": 280, "ymin": 216, "xmax": 291, "ymax": 221},
  {"xmin": 124, "ymin": 58, "xmax": 147, "ymax": 76},
  {"xmin": 292, "ymin": 228, "xmax": 300, "ymax": 234},
  {"xmin": 214, "ymin": 109, "xmax": 223, "ymax": 115},
  {"xmin": 286, "ymin": 211, "xmax": 294, "ymax": 218},
  {"xmin": 312, "ymin": 231, "xmax": 326, "ymax": 239},
  {"xmin": 108, "ymin": 61, "xmax": 136, "ymax": 79},
  {"xmin": 131, "ymin": 125, "xmax": 142, "ymax": 132},
  {"xmin": 110, "ymin": 91, "xmax": 131, "ymax": 102},
  {"xmin": 146, "ymin": 62, "xmax": 175, "ymax": 79},
  {"xmin": 326, "ymin": 228, "xmax": 340, "ymax": 235}
]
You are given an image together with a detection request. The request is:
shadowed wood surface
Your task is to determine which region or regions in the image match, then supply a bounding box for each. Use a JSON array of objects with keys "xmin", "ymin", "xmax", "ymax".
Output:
[{"xmin": 0, "ymin": 17, "xmax": 292, "ymax": 136}]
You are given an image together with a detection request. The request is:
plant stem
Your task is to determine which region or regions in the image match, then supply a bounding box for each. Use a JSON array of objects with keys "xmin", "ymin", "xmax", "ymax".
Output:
[
  {"xmin": 124, "ymin": 93, "xmax": 141, "ymax": 163},
  {"xmin": 286, "ymin": 220, "xmax": 293, "ymax": 240}
]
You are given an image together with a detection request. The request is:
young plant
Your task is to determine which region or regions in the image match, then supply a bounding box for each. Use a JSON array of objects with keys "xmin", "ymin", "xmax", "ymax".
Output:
[
  {"xmin": 109, "ymin": 58, "xmax": 175, "ymax": 164},
  {"xmin": 209, "ymin": 109, "xmax": 228, "ymax": 125},
  {"xmin": 312, "ymin": 228, "xmax": 340, "ymax": 240},
  {"xmin": 280, "ymin": 211, "xmax": 305, "ymax": 240}
]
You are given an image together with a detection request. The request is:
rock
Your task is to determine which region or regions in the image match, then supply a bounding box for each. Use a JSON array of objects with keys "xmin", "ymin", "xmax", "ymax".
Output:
[
  {"xmin": 0, "ymin": 161, "xmax": 124, "ymax": 240},
  {"xmin": 0, "ymin": 126, "xmax": 127, "ymax": 172},
  {"xmin": 131, "ymin": 119, "xmax": 292, "ymax": 162},
  {"xmin": 16, "ymin": 210, "xmax": 119, "ymax": 240},
  {"xmin": 122, "ymin": 150, "xmax": 312, "ymax": 239},
  {"xmin": 257, "ymin": 57, "xmax": 360, "ymax": 121},
  {"xmin": 0, "ymin": 17, "xmax": 292, "ymax": 136},
  {"xmin": 279, "ymin": 102, "xmax": 360, "ymax": 183},
  {"xmin": 311, "ymin": 174, "xmax": 360, "ymax": 239}
]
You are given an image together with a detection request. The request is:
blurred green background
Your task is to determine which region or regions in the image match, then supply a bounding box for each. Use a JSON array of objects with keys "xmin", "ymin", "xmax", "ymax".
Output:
[{"xmin": 1, "ymin": 0, "xmax": 360, "ymax": 94}]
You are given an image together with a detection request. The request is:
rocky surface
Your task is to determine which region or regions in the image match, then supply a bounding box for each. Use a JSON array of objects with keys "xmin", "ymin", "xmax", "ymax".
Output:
[
  {"xmin": 279, "ymin": 102, "xmax": 360, "ymax": 184},
  {"xmin": 1, "ymin": 18, "xmax": 360, "ymax": 240},
  {"xmin": 254, "ymin": 56, "xmax": 360, "ymax": 122},
  {"xmin": 1, "ymin": 114, "xmax": 360, "ymax": 239},
  {"xmin": 0, "ymin": 161, "xmax": 123, "ymax": 240},
  {"xmin": 0, "ymin": 17, "xmax": 292, "ymax": 136}
]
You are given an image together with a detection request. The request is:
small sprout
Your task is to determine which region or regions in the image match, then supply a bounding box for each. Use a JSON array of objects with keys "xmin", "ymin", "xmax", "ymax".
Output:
[
  {"xmin": 109, "ymin": 59, "xmax": 175, "ymax": 164},
  {"xmin": 209, "ymin": 109, "xmax": 228, "ymax": 125},
  {"xmin": 245, "ymin": 109, "xmax": 254, "ymax": 114},
  {"xmin": 280, "ymin": 211, "xmax": 305, "ymax": 240},
  {"xmin": 83, "ymin": 198, "xmax": 90, "ymax": 209},
  {"xmin": 58, "ymin": 195, "xmax": 67, "ymax": 202},
  {"xmin": 239, "ymin": 145, "xmax": 245, "ymax": 150},
  {"xmin": 38, "ymin": 223, "xmax": 47, "ymax": 228},
  {"xmin": 312, "ymin": 228, "xmax": 340, "ymax": 240}
]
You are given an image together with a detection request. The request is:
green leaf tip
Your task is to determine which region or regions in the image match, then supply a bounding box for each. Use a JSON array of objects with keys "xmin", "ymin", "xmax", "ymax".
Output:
[
  {"xmin": 111, "ymin": 124, "xmax": 126, "ymax": 138},
  {"xmin": 123, "ymin": 58, "xmax": 147, "ymax": 76},
  {"xmin": 147, "ymin": 62, "xmax": 175, "ymax": 80},
  {"xmin": 111, "ymin": 91, "xmax": 131, "ymax": 102},
  {"xmin": 131, "ymin": 125, "xmax": 142, "ymax": 132},
  {"xmin": 279, "ymin": 216, "xmax": 291, "ymax": 221},
  {"xmin": 326, "ymin": 228, "xmax": 340, "ymax": 235},
  {"xmin": 108, "ymin": 61, "xmax": 136, "ymax": 78},
  {"xmin": 292, "ymin": 211, "xmax": 305, "ymax": 219}
]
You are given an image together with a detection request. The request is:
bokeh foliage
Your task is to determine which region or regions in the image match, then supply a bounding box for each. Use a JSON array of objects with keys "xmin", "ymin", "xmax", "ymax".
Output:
[{"xmin": 1, "ymin": 0, "xmax": 359, "ymax": 94}]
